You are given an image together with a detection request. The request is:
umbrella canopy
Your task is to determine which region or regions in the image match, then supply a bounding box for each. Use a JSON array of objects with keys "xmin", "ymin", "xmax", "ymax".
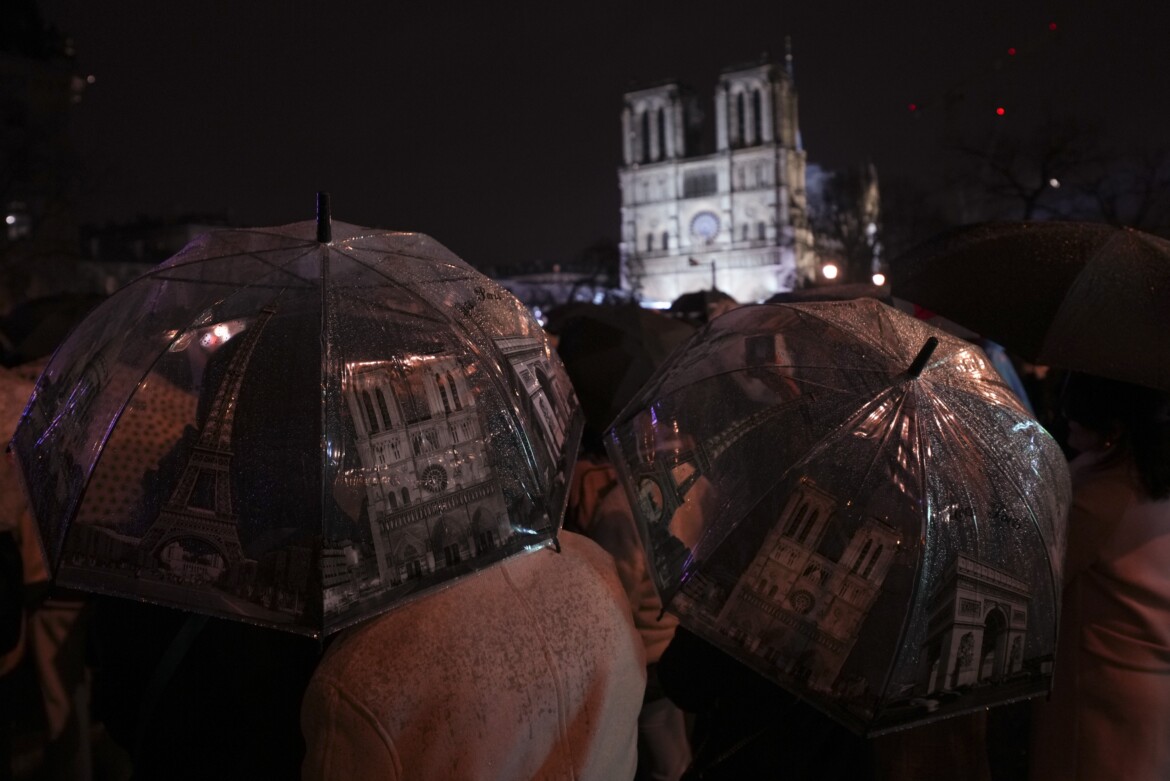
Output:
[
  {"xmin": 604, "ymin": 299, "xmax": 1070, "ymax": 735},
  {"xmin": 8, "ymin": 210, "xmax": 582, "ymax": 638},
  {"xmin": 548, "ymin": 303, "xmax": 696, "ymax": 442},
  {"xmin": 889, "ymin": 221, "xmax": 1170, "ymax": 391},
  {"xmin": 668, "ymin": 288, "xmax": 738, "ymax": 324}
]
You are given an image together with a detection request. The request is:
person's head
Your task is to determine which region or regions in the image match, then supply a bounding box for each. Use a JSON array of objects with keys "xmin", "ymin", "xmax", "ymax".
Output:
[{"xmin": 1060, "ymin": 372, "xmax": 1170, "ymax": 499}]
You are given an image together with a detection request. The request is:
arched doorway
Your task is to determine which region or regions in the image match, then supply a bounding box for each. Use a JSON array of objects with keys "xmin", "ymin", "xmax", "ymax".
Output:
[{"xmin": 980, "ymin": 608, "xmax": 1008, "ymax": 682}]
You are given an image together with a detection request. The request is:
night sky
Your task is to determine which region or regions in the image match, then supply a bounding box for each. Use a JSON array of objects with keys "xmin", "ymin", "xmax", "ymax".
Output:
[{"xmin": 38, "ymin": 0, "xmax": 1170, "ymax": 270}]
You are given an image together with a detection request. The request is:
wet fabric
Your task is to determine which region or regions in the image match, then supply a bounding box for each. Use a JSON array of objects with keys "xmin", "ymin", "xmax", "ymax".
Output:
[{"xmin": 301, "ymin": 531, "xmax": 645, "ymax": 781}]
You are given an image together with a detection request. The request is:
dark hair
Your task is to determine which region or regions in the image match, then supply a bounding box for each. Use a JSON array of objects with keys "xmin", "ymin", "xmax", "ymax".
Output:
[{"xmin": 1061, "ymin": 373, "xmax": 1170, "ymax": 500}]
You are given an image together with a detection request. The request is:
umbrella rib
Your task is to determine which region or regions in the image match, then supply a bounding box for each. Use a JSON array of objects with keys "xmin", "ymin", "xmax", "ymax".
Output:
[
  {"xmin": 927, "ymin": 391, "xmax": 1061, "ymax": 642},
  {"xmin": 670, "ymin": 380, "xmax": 906, "ymax": 601},
  {"xmin": 871, "ymin": 380, "xmax": 934, "ymax": 711},
  {"xmin": 144, "ymin": 245, "xmax": 322, "ymax": 289},
  {"xmin": 649, "ymin": 364, "xmax": 890, "ymax": 405}
]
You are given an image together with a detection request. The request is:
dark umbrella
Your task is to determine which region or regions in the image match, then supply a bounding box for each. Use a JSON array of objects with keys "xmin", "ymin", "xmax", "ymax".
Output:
[
  {"xmin": 668, "ymin": 288, "xmax": 738, "ymax": 324},
  {"xmin": 765, "ymin": 283, "xmax": 891, "ymax": 305},
  {"xmin": 0, "ymin": 293, "xmax": 106, "ymax": 367},
  {"xmin": 889, "ymin": 221, "xmax": 1170, "ymax": 391},
  {"xmin": 549, "ymin": 303, "xmax": 695, "ymax": 447},
  {"xmin": 8, "ymin": 197, "xmax": 582, "ymax": 638},
  {"xmin": 604, "ymin": 299, "xmax": 1070, "ymax": 735}
]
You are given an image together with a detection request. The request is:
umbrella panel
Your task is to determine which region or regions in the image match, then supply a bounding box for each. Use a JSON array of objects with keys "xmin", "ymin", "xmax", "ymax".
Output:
[
  {"xmin": 13, "ymin": 224, "xmax": 582, "ymax": 637},
  {"xmin": 606, "ymin": 301, "xmax": 1069, "ymax": 734},
  {"xmin": 889, "ymin": 221, "xmax": 1170, "ymax": 391}
]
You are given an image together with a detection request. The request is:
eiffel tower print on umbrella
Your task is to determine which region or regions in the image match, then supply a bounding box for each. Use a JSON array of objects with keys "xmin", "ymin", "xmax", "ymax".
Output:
[
  {"xmin": 10, "ymin": 194, "xmax": 583, "ymax": 637},
  {"xmin": 134, "ymin": 306, "xmax": 274, "ymax": 585}
]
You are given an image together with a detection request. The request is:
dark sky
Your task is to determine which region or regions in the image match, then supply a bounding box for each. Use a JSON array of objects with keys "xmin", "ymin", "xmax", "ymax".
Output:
[{"xmin": 39, "ymin": 0, "xmax": 1170, "ymax": 270}]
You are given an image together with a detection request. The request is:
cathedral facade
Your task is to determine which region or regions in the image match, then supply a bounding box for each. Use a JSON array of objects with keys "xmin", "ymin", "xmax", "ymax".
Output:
[
  {"xmin": 618, "ymin": 60, "xmax": 819, "ymax": 305},
  {"xmin": 700, "ymin": 478, "xmax": 901, "ymax": 694},
  {"xmin": 343, "ymin": 352, "xmax": 511, "ymax": 589}
]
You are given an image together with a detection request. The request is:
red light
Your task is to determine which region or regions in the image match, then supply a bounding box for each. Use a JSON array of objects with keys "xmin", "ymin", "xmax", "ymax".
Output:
[
  {"xmin": 996, "ymin": 107, "xmax": 1006, "ymax": 116},
  {"xmin": 1049, "ymin": 21, "xmax": 1057, "ymax": 31},
  {"xmin": 908, "ymin": 102, "xmax": 918, "ymax": 112},
  {"xmin": 1007, "ymin": 47, "xmax": 1017, "ymax": 56}
]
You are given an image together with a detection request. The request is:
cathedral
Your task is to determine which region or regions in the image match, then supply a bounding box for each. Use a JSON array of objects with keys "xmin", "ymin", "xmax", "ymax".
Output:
[{"xmin": 618, "ymin": 57, "xmax": 820, "ymax": 305}]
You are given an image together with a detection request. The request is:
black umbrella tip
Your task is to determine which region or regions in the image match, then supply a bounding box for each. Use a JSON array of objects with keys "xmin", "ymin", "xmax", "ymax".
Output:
[
  {"xmin": 906, "ymin": 336, "xmax": 939, "ymax": 379},
  {"xmin": 316, "ymin": 192, "xmax": 332, "ymax": 244}
]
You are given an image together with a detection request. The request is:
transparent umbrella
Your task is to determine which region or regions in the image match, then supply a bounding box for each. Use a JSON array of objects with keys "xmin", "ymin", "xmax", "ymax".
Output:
[
  {"xmin": 604, "ymin": 298, "xmax": 1070, "ymax": 735},
  {"xmin": 9, "ymin": 197, "xmax": 582, "ymax": 638}
]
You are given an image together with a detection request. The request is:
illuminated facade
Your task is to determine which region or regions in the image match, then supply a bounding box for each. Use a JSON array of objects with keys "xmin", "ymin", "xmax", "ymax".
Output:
[{"xmin": 618, "ymin": 60, "xmax": 818, "ymax": 304}]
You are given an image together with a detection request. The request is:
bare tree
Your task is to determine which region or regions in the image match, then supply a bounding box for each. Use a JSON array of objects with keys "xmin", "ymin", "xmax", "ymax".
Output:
[
  {"xmin": 808, "ymin": 163, "xmax": 882, "ymax": 283},
  {"xmin": 1077, "ymin": 146, "xmax": 1170, "ymax": 236},
  {"xmin": 947, "ymin": 117, "xmax": 1103, "ymax": 222}
]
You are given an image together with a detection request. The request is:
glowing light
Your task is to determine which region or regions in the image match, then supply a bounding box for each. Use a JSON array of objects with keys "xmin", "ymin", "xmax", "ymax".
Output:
[
  {"xmin": 213, "ymin": 324, "xmax": 231, "ymax": 340},
  {"xmin": 1008, "ymin": 47, "xmax": 1017, "ymax": 56},
  {"xmin": 4, "ymin": 215, "xmax": 14, "ymax": 225},
  {"xmin": 908, "ymin": 102, "xmax": 918, "ymax": 112},
  {"xmin": 872, "ymin": 272, "xmax": 886, "ymax": 286},
  {"xmin": 822, "ymin": 263, "xmax": 839, "ymax": 280},
  {"xmin": 1049, "ymin": 21, "xmax": 1058, "ymax": 31},
  {"xmin": 1049, "ymin": 178, "xmax": 1061, "ymax": 188},
  {"xmin": 996, "ymin": 107, "xmax": 1006, "ymax": 116},
  {"xmin": 86, "ymin": 74, "xmax": 96, "ymax": 84}
]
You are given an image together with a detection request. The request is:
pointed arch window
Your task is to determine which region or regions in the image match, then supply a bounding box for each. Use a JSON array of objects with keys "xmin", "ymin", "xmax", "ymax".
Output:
[
  {"xmin": 862, "ymin": 544, "xmax": 884, "ymax": 578},
  {"xmin": 436, "ymin": 374, "xmax": 451, "ymax": 414},
  {"xmin": 852, "ymin": 539, "xmax": 873, "ymax": 573},
  {"xmin": 375, "ymin": 388, "xmax": 392, "ymax": 428},
  {"xmin": 657, "ymin": 107, "xmax": 667, "ymax": 160},
  {"xmin": 752, "ymin": 89, "xmax": 764, "ymax": 143},
  {"xmin": 785, "ymin": 503, "xmax": 809, "ymax": 537},
  {"xmin": 736, "ymin": 92, "xmax": 746, "ymax": 147},
  {"xmin": 361, "ymin": 391, "xmax": 379, "ymax": 434},
  {"xmin": 641, "ymin": 110, "xmax": 651, "ymax": 162},
  {"xmin": 796, "ymin": 510, "xmax": 819, "ymax": 544},
  {"xmin": 446, "ymin": 372, "xmax": 462, "ymax": 410}
]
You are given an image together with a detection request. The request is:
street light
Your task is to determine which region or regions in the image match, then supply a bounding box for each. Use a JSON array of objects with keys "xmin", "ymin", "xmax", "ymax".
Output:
[{"xmin": 822, "ymin": 263, "xmax": 839, "ymax": 281}]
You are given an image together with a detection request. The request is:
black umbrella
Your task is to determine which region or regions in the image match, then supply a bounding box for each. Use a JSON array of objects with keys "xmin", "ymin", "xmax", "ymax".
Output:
[
  {"xmin": 889, "ymin": 221, "xmax": 1170, "ymax": 391},
  {"xmin": 550, "ymin": 303, "xmax": 695, "ymax": 446}
]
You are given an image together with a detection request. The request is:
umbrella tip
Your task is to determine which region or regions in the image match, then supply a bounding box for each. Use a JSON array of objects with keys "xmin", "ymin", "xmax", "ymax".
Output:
[
  {"xmin": 906, "ymin": 336, "xmax": 939, "ymax": 379},
  {"xmin": 316, "ymin": 192, "xmax": 332, "ymax": 244}
]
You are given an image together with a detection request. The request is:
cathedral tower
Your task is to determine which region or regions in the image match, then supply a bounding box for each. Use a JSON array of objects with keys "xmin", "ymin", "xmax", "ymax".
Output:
[{"xmin": 618, "ymin": 57, "xmax": 818, "ymax": 304}]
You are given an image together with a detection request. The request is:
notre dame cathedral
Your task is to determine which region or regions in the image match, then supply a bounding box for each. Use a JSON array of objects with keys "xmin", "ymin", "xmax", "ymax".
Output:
[{"xmin": 618, "ymin": 55, "xmax": 876, "ymax": 305}]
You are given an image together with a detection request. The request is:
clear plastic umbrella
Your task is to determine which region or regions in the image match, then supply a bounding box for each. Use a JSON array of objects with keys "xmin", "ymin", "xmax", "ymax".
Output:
[
  {"xmin": 604, "ymin": 298, "xmax": 1070, "ymax": 735},
  {"xmin": 9, "ymin": 197, "xmax": 582, "ymax": 638}
]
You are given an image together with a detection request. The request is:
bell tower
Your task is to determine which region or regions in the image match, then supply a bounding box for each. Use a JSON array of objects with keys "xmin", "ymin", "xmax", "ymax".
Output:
[{"xmin": 619, "ymin": 51, "xmax": 818, "ymax": 305}]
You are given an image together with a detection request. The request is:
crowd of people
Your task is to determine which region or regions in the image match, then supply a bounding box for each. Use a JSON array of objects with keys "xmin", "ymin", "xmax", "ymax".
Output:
[{"xmin": 1, "ymin": 287, "xmax": 1168, "ymax": 781}]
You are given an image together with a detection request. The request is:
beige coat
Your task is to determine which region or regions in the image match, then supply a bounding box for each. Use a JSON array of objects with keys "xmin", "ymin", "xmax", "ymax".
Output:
[
  {"xmin": 1030, "ymin": 452, "xmax": 1170, "ymax": 780},
  {"xmin": 301, "ymin": 531, "xmax": 646, "ymax": 781}
]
